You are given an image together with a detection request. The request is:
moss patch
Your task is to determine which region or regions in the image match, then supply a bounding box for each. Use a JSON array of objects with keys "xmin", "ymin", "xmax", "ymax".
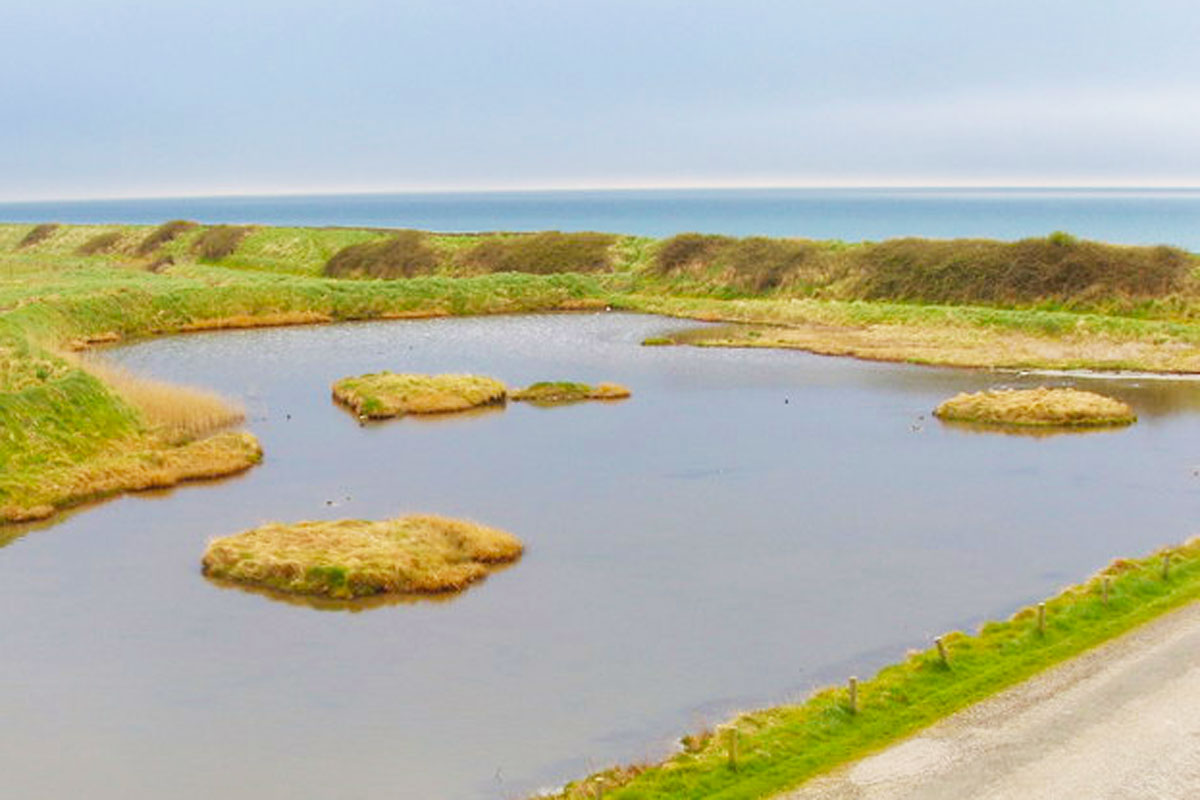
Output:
[
  {"xmin": 934, "ymin": 387, "xmax": 1136, "ymax": 428},
  {"xmin": 332, "ymin": 372, "xmax": 508, "ymax": 418},
  {"xmin": 511, "ymin": 380, "xmax": 631, "ymax": 405},
  {"xmin": 202, "ymin": 514, "xmax": 523, "ymax": 599}
]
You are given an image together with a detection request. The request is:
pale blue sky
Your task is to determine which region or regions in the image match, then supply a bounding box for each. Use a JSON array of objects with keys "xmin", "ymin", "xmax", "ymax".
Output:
[{"xmin": 3, "ymin": 0, "xmax": 1199, "ymax": 200}]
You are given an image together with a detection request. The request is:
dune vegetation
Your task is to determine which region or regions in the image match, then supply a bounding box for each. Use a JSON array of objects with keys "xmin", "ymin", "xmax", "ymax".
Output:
[
  {"xmin": 511, "ymin": 380, "xmax": 631, "ymax": 404},
  {"xmin": 201, "ymin": 514, "xmax": 523, "ymax": 599},
  {"xmin": 332, "ymin": 372, "xmax": 508, "ymax": 418},
  {"xmin": 934, "ymin": 387, "xmax": 1137, "ymax": 428}
]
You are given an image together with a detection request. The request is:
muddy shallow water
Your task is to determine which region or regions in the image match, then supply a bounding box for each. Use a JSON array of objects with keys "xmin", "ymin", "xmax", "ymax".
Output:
[{"xmin": 3, "ymin": 313, "xmax": 1198, "ymax": 799}]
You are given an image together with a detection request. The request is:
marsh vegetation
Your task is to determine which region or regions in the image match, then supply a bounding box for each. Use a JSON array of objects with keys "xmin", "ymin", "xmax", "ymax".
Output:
[
  {"xmin": 934, "ymin": 387, "xmax": 1137, "ymax": 428},
  {"xmin": 331, "ymin": 372, "xmax": 508, "ymax": 418},
  {"xmin": 511, "ymin": 380, "xmax": 631, "ymax": 404},
  {"xmin": 201, "ymin": 514, "xmax": 523, "ymax": 599}
]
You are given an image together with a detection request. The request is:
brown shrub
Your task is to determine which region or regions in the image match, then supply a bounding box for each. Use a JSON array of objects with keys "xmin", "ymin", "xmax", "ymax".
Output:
[
  {"xmin": 457, "ymin": 231, "xmax": 617, "ymax": 274},
  {"xmin": 653, "ymin": 233, "xmax": 827, "ymax": 292},
  {"xmin": 191, "ymin": 225, "xmax": 253, "ymax": 260},
  {"xmin": 17, "ymin": 223, "xmax": 59, "ymax": 249},
  {"xmin": 136, "ymin": 220, "xmax": 198, "ymax": 255},
  {"xmin": 76, "ymin": 231, "xmax": 124, "ymax": 255},
  {"xmin": 324, "ymin": 230, "xmax": 438, "ymax": 278}
]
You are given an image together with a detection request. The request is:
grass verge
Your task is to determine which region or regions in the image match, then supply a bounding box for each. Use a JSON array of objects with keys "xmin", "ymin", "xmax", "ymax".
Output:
[
  {"xmin": 201, "ymin": 514, "xmax": 523, "ymax": 599},
  {"xmin": 538, "ymin": 540, "xmax": 1200, "ymax": 799},
  {"xmin": 934, "ymin": 387, "xmax": 1136, "ymax": 428}
]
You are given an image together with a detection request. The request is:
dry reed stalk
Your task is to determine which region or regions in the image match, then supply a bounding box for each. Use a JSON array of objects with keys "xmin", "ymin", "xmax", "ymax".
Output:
[{"xmin": 81, "ymin": 359, "xmax": 245, "ymax": 440}]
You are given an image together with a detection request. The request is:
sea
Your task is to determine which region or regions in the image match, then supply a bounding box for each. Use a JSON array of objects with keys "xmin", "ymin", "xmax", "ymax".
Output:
[{"xmin": 0, "ymin": 187, "xmax": 1198, "ymax": 250}]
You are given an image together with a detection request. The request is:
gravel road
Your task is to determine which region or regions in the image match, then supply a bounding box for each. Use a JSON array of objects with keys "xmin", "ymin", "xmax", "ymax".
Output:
[{"xmin": 778, "ymin": 601, "xmax": 1200, "ymax": 800}]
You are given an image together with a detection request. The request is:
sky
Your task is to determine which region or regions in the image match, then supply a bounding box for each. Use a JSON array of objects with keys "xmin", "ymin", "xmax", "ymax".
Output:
[{"xmin": 3, "ymin": 0, "xmax": 1199, "ymax": 200}]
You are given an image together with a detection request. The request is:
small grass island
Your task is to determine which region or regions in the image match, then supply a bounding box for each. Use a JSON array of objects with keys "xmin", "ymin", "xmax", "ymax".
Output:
[
  {"xmin": 331, "ymin": 372, "xmax": 507, "ymax": 419},
  {"xmin": 511, "ymin": 381, "xmax": 631, "ymax": 404},
  {"xmin": 934, "ymin": 387, "xmax": 1136, "ymax": 428},
  {"xmin": 201, "ymin": 514, "xmax": 523, "ymax": 599}
]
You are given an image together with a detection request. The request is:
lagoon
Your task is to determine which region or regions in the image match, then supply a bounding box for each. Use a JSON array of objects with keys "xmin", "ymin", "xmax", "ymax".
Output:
[{"xmin": 2, "ymin": 313, "xmax": 1199, "ymax": 799}]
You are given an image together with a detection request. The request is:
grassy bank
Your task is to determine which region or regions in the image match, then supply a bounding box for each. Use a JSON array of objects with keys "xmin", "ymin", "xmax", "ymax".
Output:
[{"xmin": 539, "ymin": 540, "xmax": 1200, "ymax": 800}]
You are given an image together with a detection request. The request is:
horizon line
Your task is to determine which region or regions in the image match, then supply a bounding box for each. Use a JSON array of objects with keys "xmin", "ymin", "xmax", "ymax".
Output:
[{"xmin": 4, "ymin": 179, "xmax": 1200, "ymax": 204}]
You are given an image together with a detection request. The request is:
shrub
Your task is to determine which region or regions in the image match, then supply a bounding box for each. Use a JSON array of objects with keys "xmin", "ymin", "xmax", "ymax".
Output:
[
  {"xmin": 76, "ymin": 231, "xmax": 124, "ymax": 256},
  {"xmin": 652, "ymin": 233, "xmax": 828, "ymax": 292},
  {"xmin": 324, "ymin": 230, "xmax": 438, "ymax": 279},
  {"xmin": 191, "ymin": 225, "xmax": 253, "ymax": 260},
  {"xmin": 855, "ymin": 235, "xmax": 1192, "ymax": 306},
  {"xmin": 654, "ymin": 233, "xmax": 734, "ymax": 273},
  {"xmin": 136, "ymin": 220, "xmax": 198, "ymax": 255},
  {"xmin": 17, "ymin": 223, "xmax": 59, "ymax": 249},
  {"xmin": 457, "ymin": 231, "xmax": 618, "ymax": 274}
]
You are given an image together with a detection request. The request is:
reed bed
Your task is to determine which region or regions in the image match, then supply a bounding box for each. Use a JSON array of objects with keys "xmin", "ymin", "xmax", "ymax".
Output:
[
  {"xmin": 332, "ymin": 372, "xmax": 508, "ymax": 418},
  {"xmin": 82, "ymin": 360, "xmax": 245, "ymax": 441},
  {"xmin": 202, "ymin": 514, "xmax": 523, "ymax": 599},
  {"xmin": 934, "ymin": 387, "xmax": 1136, "ymax": 427}
]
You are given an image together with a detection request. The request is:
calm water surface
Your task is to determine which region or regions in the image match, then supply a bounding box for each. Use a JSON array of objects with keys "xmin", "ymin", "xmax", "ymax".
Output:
[{"xmin": 2, "ymin": 313, "xmax": 1199, "ymax": 799}]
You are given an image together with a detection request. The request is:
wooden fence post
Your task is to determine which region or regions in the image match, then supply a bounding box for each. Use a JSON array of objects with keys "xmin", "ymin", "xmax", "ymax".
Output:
[
  {"xmin": 1037, "ymin": 602, "xmax": 1046, "ymax": 636},
  {"xmin": 935, "ymin": 636, "xmax": 949, "ymax": 666},
  {"xmin": 726, "ymin": 727, "xmax": 739, "ymax": 771},
  {"xmin": 848, "ymin": 676, "xmax": 858, "ymax": 714},
  {"xmin": 1102, "ymin": 576, "xmax": 1110, "ymax": 606}
]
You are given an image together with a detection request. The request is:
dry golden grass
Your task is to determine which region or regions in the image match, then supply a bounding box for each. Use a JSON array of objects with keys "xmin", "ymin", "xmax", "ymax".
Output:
[
  {"xmin": 202, "ymin": 514, "xmax": 523, "ymax": 599},
  {"xmin": 0, "ymin": 431, "xmax": 262, "ymax": 523},
  {"xmin": 511, "ymin": 380, "xmax": 632, "ymax": 404},
  {"xmin": 934, "ymin": 387, "xmax": 1137, "ymax": 427},
  {"xmin": 332, "ymin": 372, "xmax": 508, "ymax": 418},
  {"xmin": 639, "ymin": 313, "xmax": 1200, "ymax": 373},
  {"xmin": 179, "ymin": 310, "xmax": 334, "ymax": 331},
  {"xmin": 81, "ymin": 360, "xmax": 245, "ymax": 441}
]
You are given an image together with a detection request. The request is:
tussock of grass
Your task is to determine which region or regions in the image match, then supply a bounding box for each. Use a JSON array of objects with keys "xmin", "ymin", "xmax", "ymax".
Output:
[
  {"xmin": 17, "ymin": 223, "xmax": 60, "ymax": 249},
  {"xmin": 324, "ymin": 230, "xmax": 438, "ymax": 278},
  {"xmin": 136, "ymin": 220, "xmax": 198, "ymax": 255},
  {"xmin": 192, "ymin": 225, "xmax": 253, "ymax": 261},
  {"xmin": 539, "ymin": 538, "xmax": 1200, "ymax": 800},
  {"xmin": 201, "ymin": 514, "xmax": 523, "ymax": 599},
  {"xmin": 511, "ymin": 381, "xmax": 631, "ymax": 404},
  {"xmin": 934, "ymin": 387, "xmax": 1136, "ymax": 427},
  {"xmin": 332, "ymin": 372, "xmax": 508, "ymax": 418}
]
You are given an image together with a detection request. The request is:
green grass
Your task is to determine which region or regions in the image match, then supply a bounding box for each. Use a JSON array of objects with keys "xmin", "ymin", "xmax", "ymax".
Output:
[{"xmin": 541, "ymin": 541, "xmax": 1200, "ymax": 800}]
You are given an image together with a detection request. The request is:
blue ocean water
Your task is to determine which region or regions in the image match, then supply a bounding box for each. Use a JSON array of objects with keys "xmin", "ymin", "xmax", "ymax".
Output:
[{"xmin": 0, "ymin": 187, "xmax": 1197, "ymax": 249}]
